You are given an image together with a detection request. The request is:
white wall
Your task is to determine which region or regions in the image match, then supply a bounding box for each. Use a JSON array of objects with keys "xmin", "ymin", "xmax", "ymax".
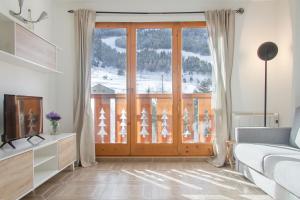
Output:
[
  {"xmin": 52, "ymin": 0, "xmax": 295, "ymax": 132},
  {"xmin": 0, "ymin": 0, "xmax": 56, "ymax": 134},
  {"xmin": 290, "ymin": 0, "xmax": 300, "ymax": 109},
  {"xmin": 232, "ymin": 0, "xmax": 294, "ymax": 126}
]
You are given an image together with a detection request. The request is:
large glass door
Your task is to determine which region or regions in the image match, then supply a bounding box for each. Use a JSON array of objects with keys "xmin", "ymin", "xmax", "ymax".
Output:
[
  {"xmin": 178, "ymin": 24, "xmax": 214, "ymax": 156},
  {"xmin": 92, "ymin": 24, "xmax": 131, "ymax": 155},
  {"xmin": 92, "ymin": 22, "xmax": 214, "ymax": 156},
  {"xmin": 130, "ymin": 24, "xmax": 179, "ymax": 155}
]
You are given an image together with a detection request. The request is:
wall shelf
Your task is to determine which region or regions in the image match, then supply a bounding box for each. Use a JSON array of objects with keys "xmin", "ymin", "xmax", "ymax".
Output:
[
  {"xmin": 0, "ymin": 50, "xmax": 62, "ymax": 74},
  {"xmin": 0, "ymin": 13, "xmax": 62, "ymax": 74}
]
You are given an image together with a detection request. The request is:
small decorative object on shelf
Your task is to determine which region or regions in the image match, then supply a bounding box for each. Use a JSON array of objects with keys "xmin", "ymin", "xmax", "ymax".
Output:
[
  {"xmin": 26, "ymin": 9, "xmax": 34, "ymax": 31},
  {"xmin": 9, "ymin": 0, "xmax": 48, "ymax": 25},
  {"xmin": 46, "ymin": 112, "xmax": 61, "ymax": 135}
]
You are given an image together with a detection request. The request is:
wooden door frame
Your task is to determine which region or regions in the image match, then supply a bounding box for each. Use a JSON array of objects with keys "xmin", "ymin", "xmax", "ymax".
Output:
[
  {"xmin": 176, "ymin": 22, "xmax": 213, "ymax": 156},
  {"xmin": 130, "ymin": 22, "xmax": 179, "ymax": 156},
  {"xmin": 94, "ymin": 23, "xmax": 131, "ymax": 156},
  {"xmin": 94, "ymin": 21, "xmax": 213, "ymax": 156}
]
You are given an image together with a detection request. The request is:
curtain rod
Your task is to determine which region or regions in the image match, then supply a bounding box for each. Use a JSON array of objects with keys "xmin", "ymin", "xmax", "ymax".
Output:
[{"xmin": 67, "ymin": 8, "xmax": 244, "ymax": 15}]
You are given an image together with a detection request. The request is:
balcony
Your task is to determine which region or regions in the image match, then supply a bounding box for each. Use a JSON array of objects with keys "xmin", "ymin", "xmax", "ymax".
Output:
[{"xmin": 91, "ymin": 93, "xmax": 214, "ymax": 144}]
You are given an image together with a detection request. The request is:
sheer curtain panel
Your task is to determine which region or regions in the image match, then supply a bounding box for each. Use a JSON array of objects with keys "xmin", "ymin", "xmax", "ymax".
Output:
[{"xmin": 74, "ymin": 9, "xmax": 96, "ymax": 167}]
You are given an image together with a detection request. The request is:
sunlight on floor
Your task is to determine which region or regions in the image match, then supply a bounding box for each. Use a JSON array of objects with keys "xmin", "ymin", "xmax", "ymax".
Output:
[
  {"xmin": 171, "ymin": 169, "xmax": 236, "ymax": 190},
  {"xmin": 134, "ymin": 170, "xmax": 165, "ymax": 182},
  {"xmin": 182, "ymin": 194, "xmax": 234, "ymax": 200},
  {"xmin": 146, "ymin": 169, "xmax": 203, "ymax": 190},
  {"xmin": 122, "ymin": 170, "xmax": 171, "ymax": 190},
  {"xmin": 196, "ymin": 169, "xmax": 257, "ymax": 187},
  {"xmin": 240, "ymin": 194, "xmax": 273, "ymax": 200},
  {"xmin": 24, "ymin": 162, "xmax": 270, "ymax": 200}
]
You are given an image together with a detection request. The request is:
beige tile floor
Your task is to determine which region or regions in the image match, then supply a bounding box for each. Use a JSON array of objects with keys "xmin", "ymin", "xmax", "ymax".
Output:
[{"xmin": 23, "ymin": 161, "xmax": 273, "ymax": 200}]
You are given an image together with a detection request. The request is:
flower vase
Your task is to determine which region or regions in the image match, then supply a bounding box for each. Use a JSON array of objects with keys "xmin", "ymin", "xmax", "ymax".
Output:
[{"xmin": 50, "ymin": 121, "xmax": 59, "ymax": 135}]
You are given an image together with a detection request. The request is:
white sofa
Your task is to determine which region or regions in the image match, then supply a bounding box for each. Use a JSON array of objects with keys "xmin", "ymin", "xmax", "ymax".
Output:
[{"xmin": 234, "ymin": 108, "xmax": 300, "ymax": 200}]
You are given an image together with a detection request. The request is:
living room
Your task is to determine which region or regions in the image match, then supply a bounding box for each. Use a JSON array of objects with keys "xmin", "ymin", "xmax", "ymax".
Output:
[{"xmin": 0, "ymin": 0, "xmax": 299, "ymax": 199}]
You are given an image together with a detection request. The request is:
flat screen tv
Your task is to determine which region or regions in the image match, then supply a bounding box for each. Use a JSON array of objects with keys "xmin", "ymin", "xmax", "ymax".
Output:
[{"xmin": 1, "ymin": 95, "xmax": 44, "ymax": 148}]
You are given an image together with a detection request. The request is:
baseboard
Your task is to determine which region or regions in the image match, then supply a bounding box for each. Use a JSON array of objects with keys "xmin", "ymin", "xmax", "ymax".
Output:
[{"xmin": 96, "ymin": 156, "xmax": 210, "ymax": 162}]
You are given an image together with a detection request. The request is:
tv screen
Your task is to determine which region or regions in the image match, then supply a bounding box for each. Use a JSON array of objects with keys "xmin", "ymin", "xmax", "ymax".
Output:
[{"xmin": 3, "ymin": 95, "xmax": 43, "ymax": 142}]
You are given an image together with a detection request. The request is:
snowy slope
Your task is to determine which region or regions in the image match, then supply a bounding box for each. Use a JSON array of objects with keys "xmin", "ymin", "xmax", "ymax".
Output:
[{"xmin": 93, "ymin": 36, "xmax": 212, "ymax": 94}]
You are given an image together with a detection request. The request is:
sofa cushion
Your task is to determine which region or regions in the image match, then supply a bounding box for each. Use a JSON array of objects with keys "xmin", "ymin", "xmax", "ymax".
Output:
[
  {"xmin": 290, "ymin": 107, "xmax": 300, "ymax": 148},
  {"xmin": 234, "ymin": 143, "xmax": 300, "ymax": 173},
  {"xmin": 273, "ymin": 159, "xmax": 300, "ymax": 197},
  {"xmin": 264, "ymin": 154, "xmax": 300, "ymax": 179}
]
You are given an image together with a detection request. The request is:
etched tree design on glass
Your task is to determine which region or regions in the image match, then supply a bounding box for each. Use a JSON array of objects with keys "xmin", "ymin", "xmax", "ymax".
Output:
[
  {"xmin": 27, "ymin": 109, "xmax": 36, "ymax": 135},
  {"xmin": 98, "ymin": 108, "xmax": 107, "ymax": 143},
  {"xmin": 161, "ymin": 109, "xmax": 169, "ymax": 138},
  {"xmin": 203, "ymin": 109, "xmax": 210, "ymax": 137},
  {"xmin": 140, "ymin": 108, "xmax": 149, "ymax": 138},
  {"xmin": 183, "ymin": 108, "xmax": 191, "ymax": 137},
  {"xmin": 151, "ymin": 98, "xmax": 158, "ymax": 143},
  {"xmin": 119, "ymin": 109, "xmax": 127, "ymax": 138}
]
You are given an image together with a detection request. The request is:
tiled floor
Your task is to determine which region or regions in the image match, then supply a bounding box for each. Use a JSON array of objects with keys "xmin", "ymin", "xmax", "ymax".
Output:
[{"xmin": 23, "ymin": 161, "xmax": 272, "ymax": 200}]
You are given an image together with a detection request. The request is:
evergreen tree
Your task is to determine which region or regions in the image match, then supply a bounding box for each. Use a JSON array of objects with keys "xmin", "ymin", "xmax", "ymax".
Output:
[
  {"xmin": 119, "ymin": 109, "xmax": 127, "ymax": 138},
  {"xmin": 183, "ymin": 108, "xmax": 191, "ymax": 137},
  {"xmin": 98, "ymin": 108, "xmax": 107, "ymax": 143},
  {"xmin": 27, "ymin": 109, "xmax": 36, "ymax": 134},
  {"xmin": 161, "ymin": 110, "xmax": 169, "ymax": 138},
  {"xmin": 203, "ymin": 109, "xmax": 210, "ymax": 137},
  {"xmin": 140, "ymin": 108, "xmax": 149, "ymax": 138}
]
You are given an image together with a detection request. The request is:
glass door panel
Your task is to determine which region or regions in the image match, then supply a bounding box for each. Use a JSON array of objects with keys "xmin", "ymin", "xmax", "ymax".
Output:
[
  {"xmin": 92, "ymin": 27, "xmax": 129, "ymax": 155},
  {"xmin": 180, "ymin": 27, "xmax": 214, "ymax": 144},
  {"xmin": 135, "ymin": 28, "xmax": 173, "ymax": 144},
  {"xmin": 92, "ymin": 22, "xmax": 214, "ymax": 156}
]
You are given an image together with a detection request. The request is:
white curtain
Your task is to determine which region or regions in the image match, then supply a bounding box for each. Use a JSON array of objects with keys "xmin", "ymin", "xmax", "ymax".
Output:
[
  {"xmin": 74, "ymin": 9, "xmax": 96, "ymax": 167},
  {"xmin": 205, "ymin": 10, "xmax": 235, "ymax": 167}
]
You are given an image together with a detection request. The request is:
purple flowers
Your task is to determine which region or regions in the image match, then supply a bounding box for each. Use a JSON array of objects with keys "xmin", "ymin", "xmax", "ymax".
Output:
[{"xmin": 46, "ymin": 112, "xmax": 61, "ymax": 121}]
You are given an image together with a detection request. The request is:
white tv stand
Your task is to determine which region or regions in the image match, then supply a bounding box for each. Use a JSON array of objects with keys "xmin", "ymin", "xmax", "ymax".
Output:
[{"xmin": 0, "ymin": 133, "xmax": 76, "ymax": 200}]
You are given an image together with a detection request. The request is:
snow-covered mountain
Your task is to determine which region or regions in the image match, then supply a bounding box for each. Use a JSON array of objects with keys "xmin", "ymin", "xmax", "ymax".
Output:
[{"xmin": 92, "ymin": 33, "xmax": 213, "ymax": 94}]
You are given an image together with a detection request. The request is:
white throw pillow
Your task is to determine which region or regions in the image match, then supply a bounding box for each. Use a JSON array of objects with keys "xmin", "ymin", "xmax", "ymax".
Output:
[{"xmin": 295, "ymin": 128, "xmax": 300, "ymax": 148}]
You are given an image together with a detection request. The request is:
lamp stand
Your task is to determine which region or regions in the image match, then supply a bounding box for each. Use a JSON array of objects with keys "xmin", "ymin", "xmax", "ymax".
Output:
[
  {"xmin": 264, "ymin": 60, "xmax": 267, "ymax": 127},
  {"xmin": 257, "ymin": 41, "xmax": 278, "ymax": 127}
]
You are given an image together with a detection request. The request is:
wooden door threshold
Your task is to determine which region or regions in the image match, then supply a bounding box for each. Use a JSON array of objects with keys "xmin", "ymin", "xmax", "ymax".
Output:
[{"xmin": 96, "ymin": 156, "xmax": 212, "ymax": 162}]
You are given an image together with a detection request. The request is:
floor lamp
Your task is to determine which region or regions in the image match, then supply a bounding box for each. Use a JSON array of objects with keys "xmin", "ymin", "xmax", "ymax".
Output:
[{"xmin": 257, "ymin": 42, "xmax": 278, "ymax": 127}]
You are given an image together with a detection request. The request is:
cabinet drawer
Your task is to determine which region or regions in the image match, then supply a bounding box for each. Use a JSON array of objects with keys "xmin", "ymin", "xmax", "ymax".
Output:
[
  {"xmin": 0, "ymin": 151, "xmax": 33, "ymax": 200},
  {"xmin": 58, "ymin": 135, "xmax": 76, "ymax": 170},
  {"xmin": 15, "ymin": 24, "xmax": 56, "ymax": 69}
]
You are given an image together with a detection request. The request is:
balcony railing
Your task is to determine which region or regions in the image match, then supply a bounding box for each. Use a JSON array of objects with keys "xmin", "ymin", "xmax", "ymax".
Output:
[{"xmin": 91, "ymin": 93, "xmax": 214, "ymax": 144}]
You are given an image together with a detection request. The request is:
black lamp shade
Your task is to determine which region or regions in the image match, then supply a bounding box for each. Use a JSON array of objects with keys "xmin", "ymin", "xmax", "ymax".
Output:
[{"xmin": 257, "ymin": 42, "xmax": 278, "ymax": 61}]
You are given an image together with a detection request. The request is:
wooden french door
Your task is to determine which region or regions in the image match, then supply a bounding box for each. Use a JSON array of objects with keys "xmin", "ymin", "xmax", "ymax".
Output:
[
  {"xmin": 130, "ymin": 23, "xmax": 178, "ymax": 155},
  {"xmin": 93, "ymin": 22, "xmax": 214, "ymax": 156}
]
